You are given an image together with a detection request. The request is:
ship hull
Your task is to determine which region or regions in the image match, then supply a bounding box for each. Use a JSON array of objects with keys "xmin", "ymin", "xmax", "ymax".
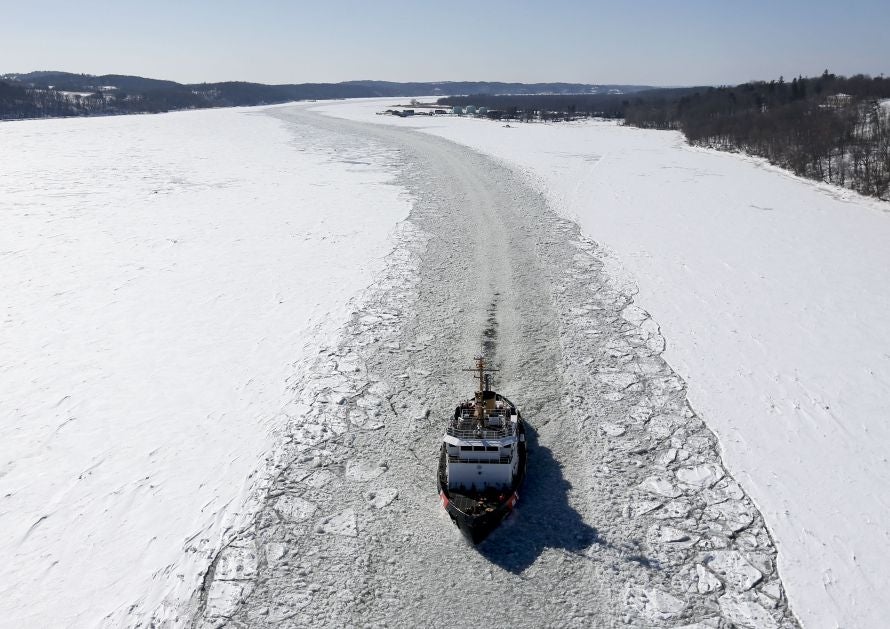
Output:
[
  {"xmin": 439, "ymin": 485, "xmax": 520, "ymax": 544},
  {"xmin": 437, "ymin": 414, "xmax": 527, "ymax": 544}
]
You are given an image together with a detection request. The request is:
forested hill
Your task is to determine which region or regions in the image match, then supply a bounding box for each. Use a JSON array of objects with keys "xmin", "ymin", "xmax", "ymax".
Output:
[
  {"xmin": 0, "ymin": 71, "xmax": 651, "ymax": 119},
  {"xmin": 623, "ymin": 72, "xmax": 890, "ymax": 200}
]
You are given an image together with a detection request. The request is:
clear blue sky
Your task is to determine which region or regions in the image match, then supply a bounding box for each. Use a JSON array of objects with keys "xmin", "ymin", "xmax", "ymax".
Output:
[{"xmin": 2, "ymin": 0, "xmax": 887, "ymax": 86}]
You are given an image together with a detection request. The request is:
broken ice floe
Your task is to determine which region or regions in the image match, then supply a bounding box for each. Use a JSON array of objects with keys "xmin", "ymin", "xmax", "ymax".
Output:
[
  {"xmin": 653, "ymin": 499, "xmax": 691, "ymax": 520},
  {"xmin": 315, "ymin": 509, "xmax": 358, "ymax": 537},
  {"xmin": 212, "ymin": 544, "xmax": 258, "ymax": 581},
  {"xmin": 640, "ymin": 476, "xmax": 682, "ymax": 498},
  {"xmin": 365, "ymin": 487, "xmax": 398, "ymax": 509},
  {"xmin": 204, "ymin": 580, "xmax": 255, "ymax": 620},
  {"xmin": 344, "ymin": 460, "xmax": 386, "ymax": 481},
  {"xmin": 703, "ymin": 499, "xmax": 755, "ymax": 534},
  {"xmin": 559, "ymin": 234, "xmax": 797, "ymax": 627},
  {"xmin": 200, "ymin": 544, "xmax": 260, "ymax": 621},
  {"xmin": 676, "ymin": 463, "xmax": 725, "ymax": 489},
  {"xmin": 702, "ymin": 550, "xmax": 763, "ymax": 591},
  {"xmin": 718, "ymin": 592, "xmax": 779, "ymax": 629},
  {"xmin": 274, "ymin": 495, "xmax": 318, "ymax": 522},
  {"xmin": 655, "ymin": 448, "xmax": 678, "ymax": 467},
  {"xmin": 761, "ymin": 579, "xmax": 783, "ymax": 601},
  {"xmin": 649, "ymin": 524, "xmax": 699, "ymax": 550},
  {"xmin": 695, "ymin": 564, "xmax": 723, "ymax": 594},
  {"xmin": 625, "ymin": 585, "xmax": 686, "ymax": 623},
  {"xmin": 598, "ymin": 370, "xmax": 638, "ymax": 391},
  {"xmin": 600, "ymin": 422, "xmax": 627, "ymax": 437},
  {"xmin": 648, "ymin": 414, "xmax": 682, "ymax": 438}
]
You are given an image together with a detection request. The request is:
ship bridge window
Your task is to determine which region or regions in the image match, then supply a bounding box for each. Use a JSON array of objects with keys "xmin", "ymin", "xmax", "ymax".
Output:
[
  {"xmin": 486, "ymin": 446, "xmax": 499, "ymax": 452},
  {"xmin": 460, "ymin": 446, "xmax": 472, "ymax": 451},
  {"xmin": 472, "ymin": 445, "xmax": 485, "ymax": 452}
]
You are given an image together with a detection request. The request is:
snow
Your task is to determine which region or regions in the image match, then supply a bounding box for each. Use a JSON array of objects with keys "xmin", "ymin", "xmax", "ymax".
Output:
[
  {"xmin": 3, "ymin": 94, "xmax": 886, "ymax": 627},
  {"xmin": 316, "ymin": 98, "xmax": 890, "ymax": 628},
  {"xmin": 184, "ymin": 104, "xmax": 797, "ymax": 627},
  {"xmin": 0, "ymin": 106, "xmax": 409, "ymax": 626}
]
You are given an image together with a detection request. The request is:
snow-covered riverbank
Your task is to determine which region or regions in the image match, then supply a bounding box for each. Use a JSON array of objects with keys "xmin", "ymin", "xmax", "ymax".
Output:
[
  {"xmin": 0, "ymin": 107, "xmax": 410, "ymax": 626},
  {"xmin": 316, "ymin": 99, "xmax": 890, "ymax": 629}
]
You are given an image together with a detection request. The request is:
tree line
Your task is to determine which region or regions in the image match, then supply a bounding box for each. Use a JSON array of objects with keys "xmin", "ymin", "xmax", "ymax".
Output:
[
  {"xmin": 0, "ymin": 72, "xmax": 653, "ymax": 120},
  {"xmin": 439, "ymin": 74, "xmax": 890, "ymax": 201},
  {"xmin": 0, "ymin": 82, "xmax": 219, "ymax": 119},
  {"xmin": 623, "ymin": 72, "xmax": 890, "ymax": 201},
  {"xmin": 437, "ymin": 92, "xmax": 632, "ymax": 120}
]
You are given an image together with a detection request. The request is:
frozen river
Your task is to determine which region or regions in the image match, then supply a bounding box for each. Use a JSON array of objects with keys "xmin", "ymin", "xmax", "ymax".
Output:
[
  {"xmin": 3, "ymin": 98, "xmax": 888, "ymax": 627},
  {"xmin": 0, "ymin": 106, "xmax": 409, "ymax": 627}
]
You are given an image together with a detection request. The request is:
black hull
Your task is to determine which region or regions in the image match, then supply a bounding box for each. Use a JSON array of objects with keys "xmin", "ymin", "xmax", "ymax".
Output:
[
  {"xmin": 438, "ymin": 408, "xmax": 527, "ymax": 544},
  {"xmin": 441, "ymin": 489, "xmax": 518, "ymax": 544}
]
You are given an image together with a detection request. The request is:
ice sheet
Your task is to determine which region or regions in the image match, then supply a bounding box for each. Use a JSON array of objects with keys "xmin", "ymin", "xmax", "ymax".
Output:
[
  {"xmin": 0, "ymin": 106, "xmax": 409, "ymax": 626},
  {"xmin": 316, "ymin": 98, "xmax": 890, "ymax": 628}
]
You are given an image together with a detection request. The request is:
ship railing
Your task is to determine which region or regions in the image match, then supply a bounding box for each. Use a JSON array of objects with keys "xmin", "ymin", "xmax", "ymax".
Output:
[
  {"xmin": 446, "ymin": 425, "xmax": 512, "ymax": 439},
  {"xmin": 448, "ymin": 455, "xmax": 512, "ymax": 465},
  {"xmin": 459, "ymin": 408, "xmax": 507, "ymax": 420}
]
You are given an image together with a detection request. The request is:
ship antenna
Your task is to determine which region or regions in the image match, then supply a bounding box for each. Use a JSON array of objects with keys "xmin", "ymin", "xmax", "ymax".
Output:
[{"xmin": 463, "ymin": 356, "xmax": 499, "ymax": 419}]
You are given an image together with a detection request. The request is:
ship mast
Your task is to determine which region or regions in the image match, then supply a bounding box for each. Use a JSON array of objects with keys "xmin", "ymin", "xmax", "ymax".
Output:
[{"xmin": 463, "ymin": 356, "xmax": 499, "ymax": 419}]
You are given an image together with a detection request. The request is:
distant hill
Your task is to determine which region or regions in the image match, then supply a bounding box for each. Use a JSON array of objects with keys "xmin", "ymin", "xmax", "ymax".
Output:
[
  {"xmin": 0, "ymin": 71, "xmax": 654, "ymax": 119},
  {"xmin": 5, "ymin": 71, "xmax": 183, "ymax": 92},
  {"xmin": 338, "ymin": 80, "xmax": 651, "ymax": 97}
]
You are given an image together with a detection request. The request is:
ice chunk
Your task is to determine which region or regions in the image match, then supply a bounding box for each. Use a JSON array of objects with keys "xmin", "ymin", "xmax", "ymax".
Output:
[
  {"xmin": 676, "ymin": 464, "xmax": 724, "ymax": 489},
  {"xmin": 635, "ymin": 499, "xmax": 663, "ymax": 515},
  {"xmin": 600, "ymin": 422, "xmax": 626, "ymax": 437},
  {"xmin": 701, "ymin": 479, "xmax": 745, "ymax": 505},
  {"xmin": 704, "ymin": 499, "xmax": 755, "ymax": 533},
  {"xmin": 345, "ymin": 460, "xmax": 386, "ymax": 481},
  {"xmin": 315, "ymin": 508, "xmax": 357, "ymax": 537},
  {"xmin": 640, "ymin": 476, "xmax": 682, "ymax": 498},
  {"xmin": 304, "ymin": 469, "xmax": 336, "ymax": 488},
  {"xmin": 598, "ymin": 371, "xmax": 638, "ymax": 390},
  {"xmin": 704, "ymin": 550, "xmax": 763, "ymax": 591},
  {"xmin": 655, "ymin": 448, "xmax": 677, "ymax": 467},
  {"xmin": 204, "ymin": 580, "xmax": 254, "ymax": 619},
  {"xmin": 213, "ymin": 544, "xmax": 258, "ymax": 581},
  {"xmin": 718, "ymin": 593, "xmax": 778, "ymax": 629},
  {"xmin": 696, "ymin": 564, "xmax": 723, "ymax": 594},
  {"xmin": 622, "ymin": 304, "xmax": 650, "ymax": 326},
  {"xmin": 651, "ymin": 525, "xmax": 699, "ymax": 549},
  {"xmin": 275, "ymin": 495, "xmax": 318, "ymax": 522},
  {"xmin": 265, "ymin": 542, "xmax": 288, "ymax": 563},
  {"xmin": 761, "ymin": 580, "xmax": 783, "ymax": 601},
  {"xmin": 673, "ymin": 622, "xmax": 720, "ymax": 629},
  {"xmin": 654, "ymin": 499, "xmax": 691, "ymax": 520},
  {"xmin": 365, "ymin": 487, "xmax": 398, "ymax": 509},
  {"xmin": 626, "ymin": 585, "xmax": 686, "ymax": 622},
  {"xmin": 648, "ymin": 415, "xmax": 680, "ymax": 438}
]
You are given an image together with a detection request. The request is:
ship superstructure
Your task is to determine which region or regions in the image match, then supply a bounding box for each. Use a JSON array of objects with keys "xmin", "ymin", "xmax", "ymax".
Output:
[{"xmin": 437, "ymin": 357, "xmax": 527, "ymax": 543}]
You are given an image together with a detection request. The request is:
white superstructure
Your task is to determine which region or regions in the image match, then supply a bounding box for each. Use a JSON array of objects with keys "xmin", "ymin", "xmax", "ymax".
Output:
[{"xmin": 444, "ymin": 395, "xmax": 521, "ymax": 491}]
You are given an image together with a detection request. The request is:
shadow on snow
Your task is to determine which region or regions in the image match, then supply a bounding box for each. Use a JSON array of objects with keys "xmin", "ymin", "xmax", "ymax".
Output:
[{"xmin": 477, "ymin": 419, "xmax": 602, "ymax": 573}]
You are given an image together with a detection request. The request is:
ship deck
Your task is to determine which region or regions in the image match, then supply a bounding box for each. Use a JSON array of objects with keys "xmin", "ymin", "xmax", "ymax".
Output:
[{"xmin": 447, "ymin": 488, "xmax": 512, "ymax": 516}]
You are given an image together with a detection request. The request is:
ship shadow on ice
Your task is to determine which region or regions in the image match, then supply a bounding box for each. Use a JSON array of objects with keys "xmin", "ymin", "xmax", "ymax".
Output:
[{"xmin": 477, "ymin": 420, "xmax": 603, "ymax": 573}]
